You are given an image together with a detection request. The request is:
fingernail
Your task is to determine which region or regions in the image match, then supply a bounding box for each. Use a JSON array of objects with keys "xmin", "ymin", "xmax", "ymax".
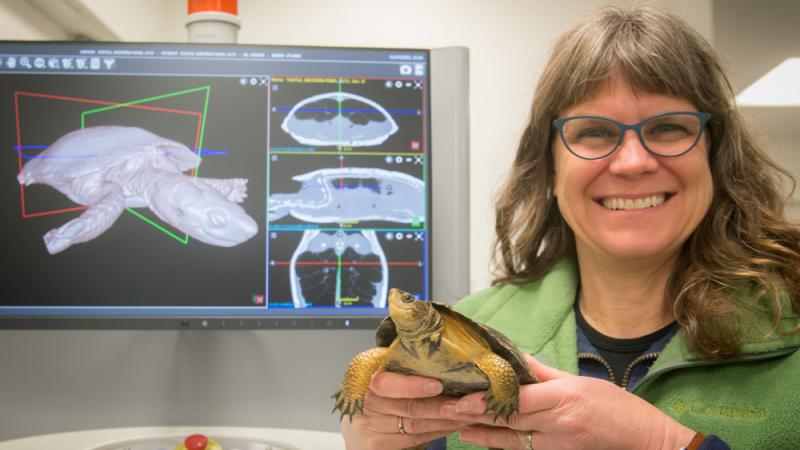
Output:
[
  {"xmin": 454, "ymin": 400, "xmax": 472, "ymax": 413},
  {"xmin": 441, "ymin": 400, "xmax": 456, "ymax": 417},
  {"xmin": 424, "ymin": 381, "xmax": 442, "ymax": 395}
]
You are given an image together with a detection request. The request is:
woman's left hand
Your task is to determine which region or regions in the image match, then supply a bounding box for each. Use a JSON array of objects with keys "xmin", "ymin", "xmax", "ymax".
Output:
[{"xmin": 443, "ymin": 355, "xmax": 696, "ymax": 450}]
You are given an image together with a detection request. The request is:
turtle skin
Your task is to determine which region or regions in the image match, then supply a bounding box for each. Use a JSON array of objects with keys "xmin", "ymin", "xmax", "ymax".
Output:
[{"xmin": 333, "ymin": 289, "xmax": 538, "ymax": 430}]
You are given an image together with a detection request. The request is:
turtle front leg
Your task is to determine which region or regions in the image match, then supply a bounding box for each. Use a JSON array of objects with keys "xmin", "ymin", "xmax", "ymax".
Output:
[
  {"xmin": 197, "ymin": 178, "xmax": 248, "ymax": 203},
  {"xmin": 333, "ymin": 347, "xmax": 390, "ymax": 422},
  {"xmin": 43, "ymin": 183, "xmax": 126, "ymax": 254},
  {"xmin": 475, "ymin": 352, "xmax": 521, "ymax": 423}
]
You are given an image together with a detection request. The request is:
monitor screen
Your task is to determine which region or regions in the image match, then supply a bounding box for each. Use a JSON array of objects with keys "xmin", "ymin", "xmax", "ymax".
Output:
[{"xmin": 0, "ymin": 41, "xmax": 431, "ymax": 329}]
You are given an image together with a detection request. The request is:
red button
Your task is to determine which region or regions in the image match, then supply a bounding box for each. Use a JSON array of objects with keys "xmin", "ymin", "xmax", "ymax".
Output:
[{"xmin": 184, "ymin": 434, "xmax": 209, "ymax": 450}]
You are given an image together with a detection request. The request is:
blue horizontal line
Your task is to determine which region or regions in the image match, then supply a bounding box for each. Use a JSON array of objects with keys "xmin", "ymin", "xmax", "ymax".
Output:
[
  {"xmin": 195, "ymin": 149, "xmax": 229, "ymax": 156},
  {"xmin": 276, "ymin": 107, "xmax": 419, "ymax": 115}
]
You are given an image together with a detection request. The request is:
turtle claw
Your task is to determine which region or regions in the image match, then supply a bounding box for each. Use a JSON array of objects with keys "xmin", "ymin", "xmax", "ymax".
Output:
[
  {"xmin": 482, "ymin": 391, "xmax": 519, "ymax": 424},
  {"xmin": 332, "ymin": 389, "xmax": 365, "ymax": 422}
]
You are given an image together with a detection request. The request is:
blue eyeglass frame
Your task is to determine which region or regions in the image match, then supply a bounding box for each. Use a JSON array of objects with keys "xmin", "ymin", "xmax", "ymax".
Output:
[{"xmin": 552, "ymin": 111, "xmax": 711, "ymax": 160}]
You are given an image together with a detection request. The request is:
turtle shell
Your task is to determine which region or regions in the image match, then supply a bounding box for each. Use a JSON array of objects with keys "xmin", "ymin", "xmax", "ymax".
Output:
[
  {"xmin": 20, "ymin": 126, "xmax": 199, "ymax": 183},
  {"xmin": 376, "ymin": 301, "xmax": 537, "ymax": 391}
]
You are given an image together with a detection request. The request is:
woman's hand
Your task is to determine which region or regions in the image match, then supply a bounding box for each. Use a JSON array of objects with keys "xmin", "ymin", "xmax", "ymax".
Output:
[
  {"xmin": 341, "ymin": 371, "xmax": 472, "ymax": 450},
  {"xmin": 445, "ymin": 355, "xmax": 697, "ymax": 450}
]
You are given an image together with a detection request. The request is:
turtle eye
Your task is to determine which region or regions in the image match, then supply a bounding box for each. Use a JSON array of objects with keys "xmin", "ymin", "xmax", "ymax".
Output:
[
  {"xmin": 207, "ymin": 209, "xmax": 228, "ymax": 228},
  {"xmin": 402, "ymin": 294, "xmax": 416, "ymax": 304}
]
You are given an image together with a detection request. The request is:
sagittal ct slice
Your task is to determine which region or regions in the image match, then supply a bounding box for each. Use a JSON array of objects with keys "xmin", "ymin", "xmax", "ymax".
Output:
[
  {"xmin": 18, "ymin": 126, "xmax": 258, "ymax": 254},
  {"xmin": 281, "ymin": 92, "xmax": 399, "ymax": 147},
  {"xmin": 290, "ymin": 230, "xmax": 388, "ymax": 308},
  {"xmin": 268, "ymin": 167, "xmax": 424, "ymax": 224}
]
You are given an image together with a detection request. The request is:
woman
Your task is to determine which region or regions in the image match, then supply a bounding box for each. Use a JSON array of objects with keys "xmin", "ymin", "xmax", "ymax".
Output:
[{"xmin": 341, "ymin": 5, "xmax": 800, "ymax": 450}]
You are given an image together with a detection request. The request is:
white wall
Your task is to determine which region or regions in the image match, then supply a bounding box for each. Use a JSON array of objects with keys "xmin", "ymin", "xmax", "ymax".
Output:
[
  {"xmin": 79, "ymin": 0, "xmax": 185, "ymax": 42},
  {"xmin": 0, "ymin": 0, "xmax": 70, "ymax": 39},
  {"xmin": 0, "ymin": 0, "xmax": 714, "ymax": 290}
]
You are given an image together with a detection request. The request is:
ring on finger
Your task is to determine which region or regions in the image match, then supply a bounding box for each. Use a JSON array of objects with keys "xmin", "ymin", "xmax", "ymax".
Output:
[
  {"xmin": 523, "ymin": 431, "xmax": 533, "ymax": 450},
  {"xmin": 397, "ymin": 416, "xmax": 406, "ymax": 435}
]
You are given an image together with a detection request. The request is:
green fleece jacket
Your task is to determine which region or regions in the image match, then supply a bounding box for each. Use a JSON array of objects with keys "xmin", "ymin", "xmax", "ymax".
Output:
[{"xmin": 447, "ymin": 258, "xmax": 800, "ymax": 450}]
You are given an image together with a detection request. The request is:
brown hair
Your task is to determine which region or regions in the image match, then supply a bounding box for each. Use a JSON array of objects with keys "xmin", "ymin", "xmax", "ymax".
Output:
[{"xmin": 492, "ymin": 4, "xmax": 800, "ymax": 358}]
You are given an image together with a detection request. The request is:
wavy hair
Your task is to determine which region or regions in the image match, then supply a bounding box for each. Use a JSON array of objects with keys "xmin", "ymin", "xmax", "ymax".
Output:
[{"xmin": 492, "ymin": 5, "xmax": 800, "ymax": 358}]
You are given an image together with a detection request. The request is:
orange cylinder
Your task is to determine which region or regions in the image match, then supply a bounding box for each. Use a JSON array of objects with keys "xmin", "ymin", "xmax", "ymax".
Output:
[{"xmin": 188, "ymin": 0, "xmax": 237, "ymax": 15}]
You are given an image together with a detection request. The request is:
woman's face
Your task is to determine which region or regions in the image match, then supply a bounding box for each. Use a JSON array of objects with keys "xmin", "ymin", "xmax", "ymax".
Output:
[{"xmin": 553, "ymin": 74, "xmax": 713, "ymax": 262}]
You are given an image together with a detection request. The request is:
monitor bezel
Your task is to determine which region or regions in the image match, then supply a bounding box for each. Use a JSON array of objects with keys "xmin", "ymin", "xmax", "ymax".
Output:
[{"xmin": 0, "ymin": 40, "xmax": 435, "ymax": 329}]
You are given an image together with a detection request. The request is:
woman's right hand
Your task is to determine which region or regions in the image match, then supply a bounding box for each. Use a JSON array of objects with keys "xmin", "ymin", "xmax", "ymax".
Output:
[{"xmin": 341, "ymin": 371, "xmax": 472, "ymax": 450}]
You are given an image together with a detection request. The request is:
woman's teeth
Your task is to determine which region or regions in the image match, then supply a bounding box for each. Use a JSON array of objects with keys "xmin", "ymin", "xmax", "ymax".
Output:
[{"xmin": 602, "ymin": 195, "xmax": 666, "ymax": 210}]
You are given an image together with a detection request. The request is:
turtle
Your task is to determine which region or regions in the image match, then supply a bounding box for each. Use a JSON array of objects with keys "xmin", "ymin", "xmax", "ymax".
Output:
[
  {"xmin": 333, "ymin": 288, "xmax": 538, "ymax": 428},
  {"xmin": 17, "ymin": 125, "xmax": 258, "ymax": 254}
]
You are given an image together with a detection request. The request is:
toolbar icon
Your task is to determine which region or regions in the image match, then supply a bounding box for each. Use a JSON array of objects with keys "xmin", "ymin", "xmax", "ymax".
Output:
[
  {"xmin": 33, "ymin": 57, "xmax": 45, "ymax": 69},
  {"xmin": 19, "ymin": 56, "xmax": 31, "ymax": 69},
  {"xmin": 90, "ymin": 57, "xmax": 100, "ymax": 70},
  {"xmin": 6, "ymin": 57, "xmax": 16, "ymax": 69}
]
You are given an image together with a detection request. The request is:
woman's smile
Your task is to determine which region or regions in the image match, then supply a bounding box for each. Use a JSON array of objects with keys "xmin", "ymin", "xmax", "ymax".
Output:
[{"xmin": 595, "ymin": 193, "xmax": 672, "ymax": 211}]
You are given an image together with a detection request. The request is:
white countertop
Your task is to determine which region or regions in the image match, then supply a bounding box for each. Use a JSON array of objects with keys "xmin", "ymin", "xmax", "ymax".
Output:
[{"xmin": 0, "ymin": 426, "xmax": 346, "ymax": 450}]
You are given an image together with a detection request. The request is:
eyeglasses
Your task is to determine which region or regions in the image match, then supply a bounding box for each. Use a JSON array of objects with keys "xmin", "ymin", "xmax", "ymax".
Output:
[{"xmin": 552, "ymin": 111, "xmax": 710, "ymax": 160}]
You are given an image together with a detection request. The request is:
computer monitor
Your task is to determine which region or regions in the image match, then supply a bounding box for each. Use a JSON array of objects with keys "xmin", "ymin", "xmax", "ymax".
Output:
[{"xmin": 0, "ymin": 41, "xmax": 440, "ymax": 329}]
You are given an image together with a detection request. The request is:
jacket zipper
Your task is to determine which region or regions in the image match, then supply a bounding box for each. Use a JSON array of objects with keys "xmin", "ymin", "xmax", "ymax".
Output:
[
  {"xmin": 578, "ymin": 351, "xmax": 662, "ymax": 389},
  {"xmin": 577, "ymin": 352, "xmax": 616, "ymax": 384},
  {"xmin": 620, "ymin": 352, "xmax": 659, "ymax": 388}
]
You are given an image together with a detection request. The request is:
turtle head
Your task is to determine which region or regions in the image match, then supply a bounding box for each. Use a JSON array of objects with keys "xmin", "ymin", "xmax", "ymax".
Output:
[
  {"xmin": 151, "ymin": 177, "xmax": 258, "ymax": 247},
  {"xmin": 388, "ymin": 288, "xmax": 441, "ymax": 339}
]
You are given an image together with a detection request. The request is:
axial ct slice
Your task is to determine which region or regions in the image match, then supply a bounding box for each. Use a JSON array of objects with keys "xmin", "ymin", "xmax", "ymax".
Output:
[{"xmin": 281, "ymin": 92, "xmax": 399, "ymax": 147}]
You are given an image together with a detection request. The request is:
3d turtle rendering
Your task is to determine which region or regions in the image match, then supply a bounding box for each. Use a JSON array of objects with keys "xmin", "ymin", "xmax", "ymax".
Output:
[{"xmin": 18, "ymin": 125, "xmax": 258, "ymax": 254}]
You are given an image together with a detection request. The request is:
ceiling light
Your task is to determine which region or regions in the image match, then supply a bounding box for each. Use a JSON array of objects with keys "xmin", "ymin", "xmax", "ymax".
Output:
[{"xmin": 736, "ymin": 57, "xmax": 800, "ymax": 107}]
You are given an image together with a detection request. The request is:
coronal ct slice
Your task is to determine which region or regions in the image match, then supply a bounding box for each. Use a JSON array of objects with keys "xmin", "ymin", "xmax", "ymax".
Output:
[
  {"xmin": 18, "ymin": 125, "xmax": 258, "ymax": 254},
  {"xmin": 280, "ymin": 92, "xmax": 399, "ymax": 147},
  {"xmin": 268, "ymin": 167, "xmax": 424, "ymax": 224},
  {"xmin": 289, "ymin": 230, "xmax": 388, "ymax": 308}
]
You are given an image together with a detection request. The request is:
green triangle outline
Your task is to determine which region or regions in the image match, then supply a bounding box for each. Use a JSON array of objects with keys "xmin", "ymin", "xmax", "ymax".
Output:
[{"xmin": 79, "ymin": 86, "xmax": 211, "ymax": 245}]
